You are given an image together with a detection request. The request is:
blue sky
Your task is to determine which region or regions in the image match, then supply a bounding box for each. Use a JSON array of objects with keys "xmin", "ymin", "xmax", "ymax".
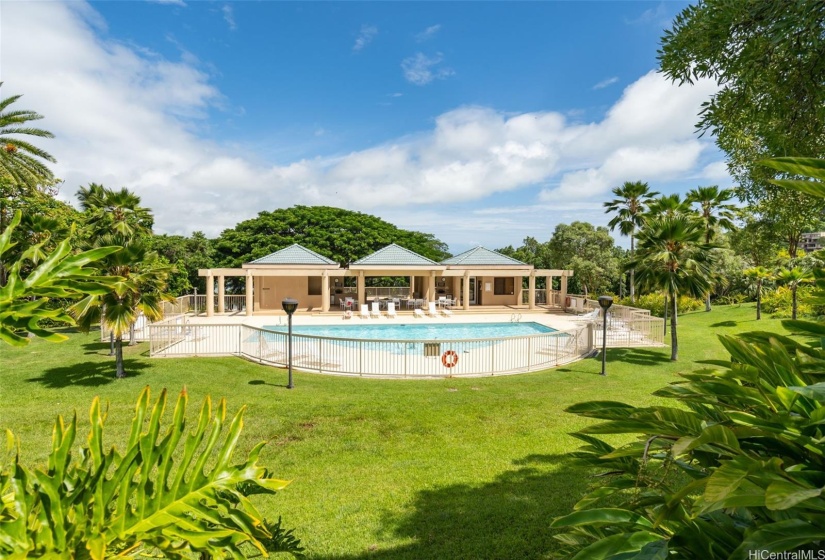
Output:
[{"xmin": 1, "ymin": 1, "xmax": 727, "ymax": 253}]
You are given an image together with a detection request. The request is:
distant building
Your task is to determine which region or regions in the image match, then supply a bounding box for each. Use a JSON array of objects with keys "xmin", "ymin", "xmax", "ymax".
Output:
[{"xmin": 801, "ymin": 232, "xmax": 825, "ymax": 253}]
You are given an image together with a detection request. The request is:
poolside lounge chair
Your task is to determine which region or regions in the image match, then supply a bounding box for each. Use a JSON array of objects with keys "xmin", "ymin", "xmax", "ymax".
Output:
[
  {"xmin": 427, "ymin": 301, "xmax": 440, "ymax": 318},
  {"xmin": 387, "ymin": 302, "xmax": 397, "ymax": 318},
  {"xmin": 414, "ymin": 308, "xmax": 425, "ymax": 318},
  {"xmin": 371, "ymin": 301, "xmax": 383, "ymax": 318},
  {"xmin": 360, "ymin": 304, "xmax": 370, "ymax": 319},
  {"xmin": 441, "ymin": 305, "xmax": 453, "ymax": 317},
  {"xmin": 573, "ymin": 308, "xmax": 601, "ymax": 322}
]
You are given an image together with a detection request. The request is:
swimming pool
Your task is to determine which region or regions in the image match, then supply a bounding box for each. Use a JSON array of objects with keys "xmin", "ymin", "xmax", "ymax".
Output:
[{"xmin": 262, "ymin": 322, "xmax": 555, "ymax": 341}]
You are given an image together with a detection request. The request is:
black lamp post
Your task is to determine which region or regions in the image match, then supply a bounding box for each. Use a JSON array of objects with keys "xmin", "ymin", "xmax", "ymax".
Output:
[
  {"xmin": 598, "ymin": 296, "xmax": 613, "ymax": 376},
  {"xmin": 281, "ymin": 298, "xmax": 299, "ymax": 389}
]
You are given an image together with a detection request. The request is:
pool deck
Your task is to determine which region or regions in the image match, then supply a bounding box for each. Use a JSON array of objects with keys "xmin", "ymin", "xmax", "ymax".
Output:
[{"xmin": 181, "ymin": 308, "xmax": 583, "ymax": 332}]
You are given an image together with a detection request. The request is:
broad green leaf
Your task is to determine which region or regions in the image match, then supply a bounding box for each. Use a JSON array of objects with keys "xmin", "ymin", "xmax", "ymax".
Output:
[
  {"xmin": 552, "ymin": 508, "xmax": 655, "ymax": 529},
  {"xmin": 672, "ymin": 424, "xmax": 741, "ymax": 457},
  {"xmin": 571, "ymin": 532, "xmax": 664, "ymax": 560},
  {"xmin": 788, "ymin": 383, "xmax": 825, "ymax": 403},
  {"xmin": 765, "ymin": 479, "xmax": 822, "ymax": 510},
  {"xmin": 763, "ymin": 157, "xmax": 825, "ymax": 181},
  {"xmin": 732, "ymin": 519, "xmax": 825, "ymax": 558}
]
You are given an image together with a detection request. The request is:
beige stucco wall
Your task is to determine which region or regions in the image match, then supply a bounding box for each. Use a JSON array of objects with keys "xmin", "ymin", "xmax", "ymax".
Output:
[
  {"xmin": 255, "ymin": 276, "xmax": 325, "ymax": 311},
  {"xmin": 476, "ymin": 275, "xmax": 520, "ymax": 306}
]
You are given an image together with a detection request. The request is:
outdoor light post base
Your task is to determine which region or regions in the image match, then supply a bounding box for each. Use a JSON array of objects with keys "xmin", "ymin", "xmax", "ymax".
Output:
[
  {"xmin": 598, "ymin": 295, "xmax": 614, "ymax": 377},
  {"xmin": 282, "ymin": 297, "xmax": 299, "ymax": 390}
]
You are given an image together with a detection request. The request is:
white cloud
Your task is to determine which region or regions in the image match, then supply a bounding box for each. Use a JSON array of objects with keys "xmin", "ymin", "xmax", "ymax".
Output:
[
  {"xmin": 2, "ymin": 2, "xmax": 720, "ymax": 247},
  {"xmin": 415, "ymin": 24, "xmax": 441, "ymax": 42},
  {"xmin": 222, "ymin": 4, "xmax": 236, "ymax": 31},
  {"xmin": 625, "ymin": 2, "xmax": 669, "ymax": 27},
  {"xmin": 353, "ymin": 24, "xmax": 377, "ymax": 52},
  {"xmin": 700, "ymin": 161, "xmax": 730, "ymax": 182},
  {"xmin": 592, "ymin": 76, "xmax": 619, "ymax": 90},
  {"xmin": 149, "ymin": 0, "xmax": 187, "ymax": 5},
  {"xmin": 401, "ymin": 52, "xmax": 454, "ymax": 86}
]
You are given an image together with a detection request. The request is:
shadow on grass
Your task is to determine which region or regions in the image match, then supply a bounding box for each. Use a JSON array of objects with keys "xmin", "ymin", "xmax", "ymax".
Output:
[
  {"xmin": 709, "ymin": 321, "xmax": 738, "ymax": 328},
  {"xmin": 26, "ymin": 360, "xmax": 151, "ymax": 388},
  {"xmin": 248, "ymin": 379, "xmax": 290, "ymax": 389},
  {"xmin": 604, "ymin": 348, "xmax": 671, "ymax": 367},
  {"xmin": 82, "ymin": 341, "xmax": 113, "ymax": 355},
  {"xmin": 313, "ymin": 454, "xmax": 588, "ymax": 560}
]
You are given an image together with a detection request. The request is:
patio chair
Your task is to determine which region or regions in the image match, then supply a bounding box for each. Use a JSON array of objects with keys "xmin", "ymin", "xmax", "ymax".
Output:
[
  {"xmin": 427, "ymin": 301, "xmax": 440, "ymax": 318},
  {"xmin": 359, "ymin": 304, "xmax": 371, "ymax": 319},
  {"xmin": 387, "ymin": 302, "xmax": 397, "ymax": 318},
  {"xmin": 371, "ymin": 301, "xmax": 383, "ymax": 318},
  {"xmin": 414, "ymin": 308, "xmax": 425, "ymax": 318},
  {"xmin": 573, "ymin": 308, "xmax": 601, "ymax": 322}
]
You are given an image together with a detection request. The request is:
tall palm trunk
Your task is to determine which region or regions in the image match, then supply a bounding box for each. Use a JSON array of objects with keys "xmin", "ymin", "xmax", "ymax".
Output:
[
  {"xmin": 670, "ymin": 294, "xmax": 678, "ymax": 361},
  {"xmin": 115, "ymin": 336, "xmax": 126, "ymax": 378},
  {"xmin": 792, "ymin": 286, "xmax": 798, "ymax": 320},
  {"xmin": 756, "ymin": 280, "xmax": 762, "ymax": 320},
  {"xmin": 704, "ymin": 229, "xmax": 712, "ymax": 312},
  {"xmin": 129, "ymin": 321, "xmax": 137, "ymax": 346},
  {"xmin": 629, "ymin": 234, "xmax": 635, "ymax": 304}
]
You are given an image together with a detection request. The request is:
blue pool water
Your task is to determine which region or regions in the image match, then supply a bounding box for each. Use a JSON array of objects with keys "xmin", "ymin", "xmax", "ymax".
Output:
[{"xmin": 262, "ymin": 322, "xmax": 555, "ymax": 341}]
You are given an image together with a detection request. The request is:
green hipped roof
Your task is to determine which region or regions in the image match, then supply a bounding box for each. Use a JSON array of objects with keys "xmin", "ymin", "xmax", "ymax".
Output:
[
  {"xmin": 440, "ymin": 246, "xmax": 527, "ymax": 266},
  {"xmin": 352, "ymin": 244, "xmax": 439, "ymax": 266},
  {"xmin": 249, "ymin": 244, "xmax": 337, "ymax": 265}
]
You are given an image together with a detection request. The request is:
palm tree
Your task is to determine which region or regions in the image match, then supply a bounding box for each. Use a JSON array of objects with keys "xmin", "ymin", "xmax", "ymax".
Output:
[
  {"xmin": 0, "ymin": 82, "xmax": 56, "ymax": 190},
  {"xmin": 77, "ymin": 183, "xmax": 153, "ymax": 239},
  {"xmin": 646, "ymin": 194, "xmax": 693, "ymax": 218},
  {"xmin": 775, "ymin": 267, "xmax": 813, "ymax": 320},
  {"xmin": 687, "ymin": 186, "xmax": 737, "ymax": 312},
  {"xmin": 628, "ymin": 215, "xmax": 714, "ymax": 361},
  {"xmin": 71, "ymin": 237, "xmax": 170, "ymax": 377},
  {"xmin": 743, "ymin": 266, "xmax": 772, "ymax": 320},
  {"xmin": 603, "ymin": 181, "xmax": 659, "ymax": 303},
  {"xmin": 72, "ymin": 185, "xmax": 170, "ymax": 376}
]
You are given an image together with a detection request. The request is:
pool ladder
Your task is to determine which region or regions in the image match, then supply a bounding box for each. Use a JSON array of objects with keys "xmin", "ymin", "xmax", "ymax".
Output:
[{"xmin": 510, "ymin": 313, "xmax": 522, "ymax": 323}]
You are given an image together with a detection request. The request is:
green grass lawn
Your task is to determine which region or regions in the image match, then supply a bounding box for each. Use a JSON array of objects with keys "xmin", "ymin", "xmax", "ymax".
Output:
[{"xmin": 0, "ymin": 304, "xmax": 791, "ymax": 559}]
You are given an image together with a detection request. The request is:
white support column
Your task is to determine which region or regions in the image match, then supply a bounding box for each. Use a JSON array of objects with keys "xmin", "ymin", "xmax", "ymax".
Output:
[
  {"xmin": 528, "ymin": 272, "xmax": 536, "ymax": 310},
  {"xmin": 410, "ymin": 276, "xmax": 415, "ymax": 299},
  {"xmin": 545, "ymin": 276, "xmax": 552, "ymax": 306},
  {"xmin": 217, "ymin": 275, "xmax": 225, "ymax": 314},
  {"xmin": 463, "ymin": 272, "xmax": 470, "ymax": 311},
  {"xmin": 428, "ymin": 272, "xmax": 436, "ymax": 302},
  {"xmin": 206, "ymin": 273, "xmax": 215, "ymax": 317},
  {"xmin": 357, "ymin": 271, "xmax": 365, "ymax": 307},
  {"xmin": 452, "ymin": 277, "xmax": 461, "ymax": 303},
  {"xmin": 321, "ymin": 272, "xmax": 330, "ymax": 312},
  {"xmin": 245, "ymin": 271, "xmax": 253, "ymax": 316},
  {"xmin": 517, "ymin": 277, "xmax": 525, "ymax": 307},
  {"xmin": 560, "ymin": 273, "xmax": 569, "ymax": 312}
]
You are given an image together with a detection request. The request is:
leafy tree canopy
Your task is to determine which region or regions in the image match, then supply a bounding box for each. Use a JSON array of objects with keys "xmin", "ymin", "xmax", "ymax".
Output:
[
  {"xmin": 148, "ymin": 232, "xmax": 215, "ymax": 295},
  {"xmin": 546, "ymin": 222, "xmax": 622, "ymax": 296},
  {"xmin": 659, "ymin": 1, "xmax": 825, "ymax": 256},
  {"xmin": 213, "ymin": 205, "xmax": 450, "ymax": 268}
]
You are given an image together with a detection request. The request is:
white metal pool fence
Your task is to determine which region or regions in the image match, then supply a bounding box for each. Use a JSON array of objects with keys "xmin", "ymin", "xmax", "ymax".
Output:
[{"xmin": 148, "ymin": 319, "xmax": 598, "ymax": 377}]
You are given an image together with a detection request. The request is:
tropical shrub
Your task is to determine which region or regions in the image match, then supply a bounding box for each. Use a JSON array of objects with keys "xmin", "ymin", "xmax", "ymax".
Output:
[
  {"xmin": 0, "ymin": 387, "xmax": 302, "ymax": 558},
  {"xmin": 615, "ymin": 293, "xmax": 703, "ymax": 317},
  {"xmin": 552, "ymin": 157, "xmax": 825, "ymax": 557},
  {"xmin": 760, "ymin": 286, "xmax": 824, "ymax": 318},
  {"xmin": 0, "ymin": 210, "xmax": 118, "ymax": 345}
]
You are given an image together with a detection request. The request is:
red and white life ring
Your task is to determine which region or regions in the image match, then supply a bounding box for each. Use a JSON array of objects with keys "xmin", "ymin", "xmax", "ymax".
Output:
[{"xmin": 441, "ymin": 350, "xmax": 459, "ymax": 368}]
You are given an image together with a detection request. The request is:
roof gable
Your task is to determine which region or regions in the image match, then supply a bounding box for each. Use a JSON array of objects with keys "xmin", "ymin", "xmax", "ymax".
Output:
[
  {"xmin": 249, "ymin": 244, "xmax": 337, "ymax": 265},
  {"xmin": 441, "ymin": 246, "xmax": 527, "ymax": 266},
  {"xmin": 353, "ymin": 243, "xmax": 439, "ymax": 266}
]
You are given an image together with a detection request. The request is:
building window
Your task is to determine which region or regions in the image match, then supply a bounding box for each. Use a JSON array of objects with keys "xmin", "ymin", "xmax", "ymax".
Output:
[
  {"xmin": 308, "ymin": 277, "xmax": 322, "ymax": 296},
  {"xmin": 494, "ymin": 277, "xmax": 514, "ymax": 295}
]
